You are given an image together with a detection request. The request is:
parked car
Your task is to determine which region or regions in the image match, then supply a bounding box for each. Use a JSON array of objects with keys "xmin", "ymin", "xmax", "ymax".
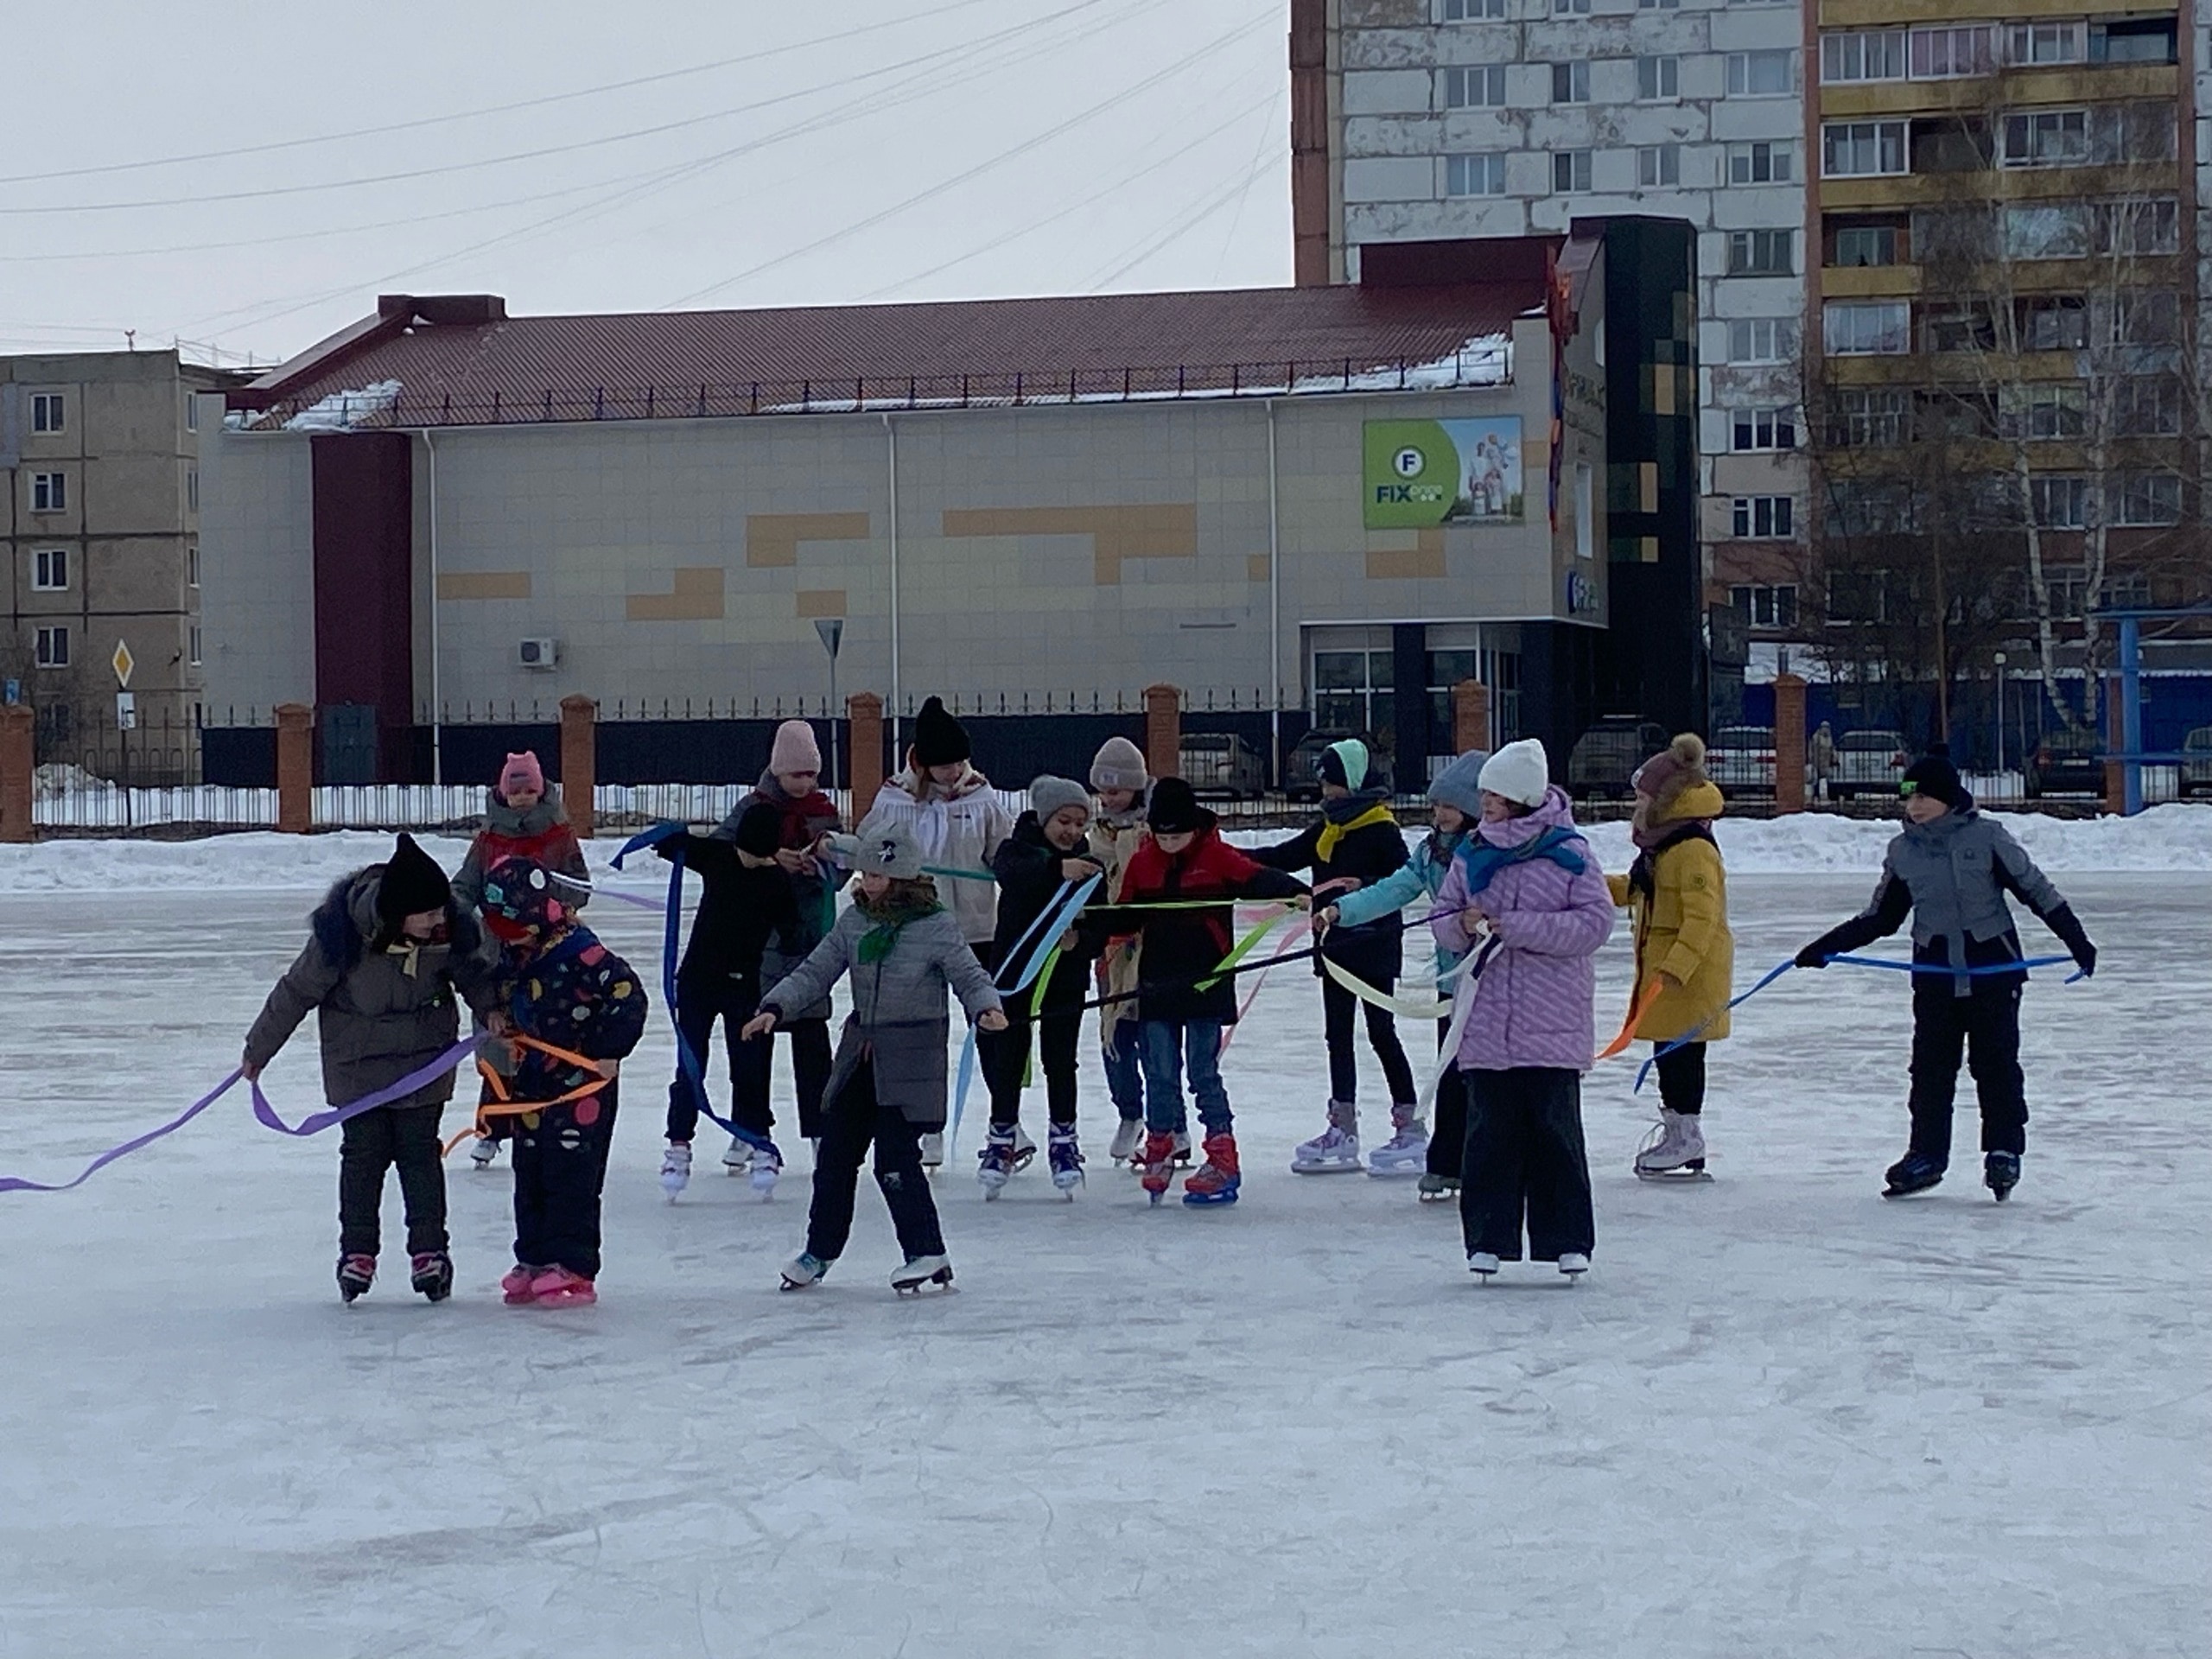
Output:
[
  {"xmin": 1831, "ymin": 729, "xmax": 1909, "ymax": 801},
  {"xmin": 1567, "ymin": 717, "xmax": 1668, "ymax": 800},
  {"xmin": 2025, "ymin": 728, "xmax": 2105, "ymax": 799},
  {"xmin": 1283, "ymin": 728, "xmax": 1378, "ymax": 803},
  {"xmin": 2183, "ymin": 726, "xmax": 2212, "ymax": 799},
  {"xmin": 1179, "ymin": 732, "xmax": 1266, "ymax": 801},
  {"xmin": 1706, "ymin": 725, "xmax": 1777, "ymax": 798}
]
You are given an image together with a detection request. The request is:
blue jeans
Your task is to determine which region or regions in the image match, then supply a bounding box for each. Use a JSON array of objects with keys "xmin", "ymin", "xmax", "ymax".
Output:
[
  {"xmin": 1103, "ymin": 1019, "xmax": 1148, "ymax": 1124},
  {"xmin": 1141, "ymin": 1020, "xmax": 1230, "ymax": 1136}
]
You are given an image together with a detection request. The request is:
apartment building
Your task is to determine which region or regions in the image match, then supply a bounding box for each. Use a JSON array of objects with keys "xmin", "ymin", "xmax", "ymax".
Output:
[{"xmin": 2, "ymin": 353, "xmax": 245, "ymax": 769}]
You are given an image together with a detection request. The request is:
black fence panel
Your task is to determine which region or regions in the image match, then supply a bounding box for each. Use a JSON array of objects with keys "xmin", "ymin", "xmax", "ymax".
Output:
[{"xmin": 202, "ymin": 726, "xmax": 276, "ymax": 787}]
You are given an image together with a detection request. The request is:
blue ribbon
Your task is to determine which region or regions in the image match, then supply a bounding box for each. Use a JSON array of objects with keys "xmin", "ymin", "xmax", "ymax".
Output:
[
  {"xmin": 613, "ymin": 823, "xmax": 776, "ymax": 1160},
  {"xmin": 946, "ymin": 874, "xmax": 1101, "ymax": 1161}
]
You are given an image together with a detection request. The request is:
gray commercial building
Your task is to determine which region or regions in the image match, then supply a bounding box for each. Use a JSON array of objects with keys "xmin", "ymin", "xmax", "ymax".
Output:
[{"xmin": 201, "ymin": 242, "xmax": 1614, "ymax": 785}]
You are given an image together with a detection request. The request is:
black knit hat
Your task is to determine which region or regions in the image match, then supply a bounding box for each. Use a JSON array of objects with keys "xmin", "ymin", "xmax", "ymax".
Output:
[
  {"xmin": 911, "ymin": 696, "xmax": 970, "ymax": 768},
  {"xmin": 1902, "ymin": 744, "xmax": 1970, "ymax": 810},
  {"xmin": 1145, "ymin": 776, "xmax": 1211, "ymax": 836},
  {"xmin": 734, "ymin": 801, "xmax": 785, "ymax": 859},
  {"xmin": 377, "ymin": 832, "xmax": 452, "ymax": 928}
]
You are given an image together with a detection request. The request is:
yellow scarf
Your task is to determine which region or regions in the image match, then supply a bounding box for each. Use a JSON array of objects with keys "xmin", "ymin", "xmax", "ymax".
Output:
[{"xmin": 1316, "ymin": 803, "xmax": 1395, "ymax": 864}]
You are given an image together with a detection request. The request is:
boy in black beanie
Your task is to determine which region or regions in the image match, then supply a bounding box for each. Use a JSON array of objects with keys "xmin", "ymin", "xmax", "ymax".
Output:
[{"xmin": 1796, "ymin": 746, "xmax": 2096, "ymax": 1200}]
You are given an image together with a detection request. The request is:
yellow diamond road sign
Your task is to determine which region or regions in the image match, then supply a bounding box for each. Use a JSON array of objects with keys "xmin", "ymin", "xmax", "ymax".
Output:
[{"xmin": 111, "ymin": 640, "xmax": 135, "ymax": 689}]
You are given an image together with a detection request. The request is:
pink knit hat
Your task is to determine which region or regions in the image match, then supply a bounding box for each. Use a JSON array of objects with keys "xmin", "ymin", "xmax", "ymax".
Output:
[
  {"xmin": 499, "ymin": 751, "xmax": 545, "ymax": 798},
  {"xmin": 770, "ymin": 720, "xmax": 823, "ymax": 775}
]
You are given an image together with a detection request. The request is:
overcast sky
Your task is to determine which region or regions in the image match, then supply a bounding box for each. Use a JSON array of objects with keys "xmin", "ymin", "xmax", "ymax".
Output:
[{"xmin": 0, "ymin": 0, "xmax": 1291, "ymax": 365}]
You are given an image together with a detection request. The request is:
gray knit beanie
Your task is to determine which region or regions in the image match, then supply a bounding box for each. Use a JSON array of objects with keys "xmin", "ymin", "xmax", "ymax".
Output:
[
  {"xmin": 1089, "ymin": 735, "xmax": 1148, "ymax": 795},
  {"xmin": 1030, "ymin": 775, "xmax": 1093, "ymax": 826}
]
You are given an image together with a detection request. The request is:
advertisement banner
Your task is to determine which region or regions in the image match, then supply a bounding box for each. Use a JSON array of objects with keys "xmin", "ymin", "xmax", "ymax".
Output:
[{"xmin": 1363, "ymin": 417, "xmax": 1524, "ymax": 529}]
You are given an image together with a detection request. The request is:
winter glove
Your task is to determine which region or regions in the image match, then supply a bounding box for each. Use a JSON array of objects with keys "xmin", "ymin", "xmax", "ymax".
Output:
[
  {"xmin": 2044, "ymin": 904, "xmax": 2097, "ymax": 979},
  {"xmin": 1794, "ymin": 943, "xmax": 1831, "ymax": 970}
]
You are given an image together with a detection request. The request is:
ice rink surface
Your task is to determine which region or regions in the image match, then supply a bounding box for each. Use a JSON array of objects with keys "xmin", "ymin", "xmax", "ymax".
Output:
[{"xmin": 2, "ymin": 853, "xmax": 2206, "ymax": 1657}]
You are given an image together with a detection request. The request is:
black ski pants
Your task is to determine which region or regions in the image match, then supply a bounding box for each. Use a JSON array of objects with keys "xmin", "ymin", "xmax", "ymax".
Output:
[
  {"xmin": 1908, "ymin": 976, "xmax": 2027, "ymax": 1161},
  {"xmin": 1459, "ymin": 1066, "xmax": 1595, "ymax": 1262},
  {"xmin": 1321, "ymin": 972, "xmax": 1419, "ymax": 1106},
  {"xmin": 805, "ymin": 1057, "xmax": 945, "ymax": 1264},
  {"xmin": 512, "ymin": 1083, "xmax": 620, "ymax": 1280},
  {"xmin": 665, "ymin": 971, "xmax": 771, "ymax": 1145},
  {"xmin": 338, "ymin": 1103, "xmax": 448, "ymax": 1258},
  {"xmin": 1655, "ymin": 1042, "xmax": 1707, "ymax": 1116},
  {"xmin": 777, "ymin": 1017, "xmax": 835, "ymax": 1142},
  {"xmin": 1427, "ymin": 1019, "xmax": 1465, "ymax": 1179},
  {"xmin": 987, "ymin": 961, "xmax": 1087, "ymax": 1130}
]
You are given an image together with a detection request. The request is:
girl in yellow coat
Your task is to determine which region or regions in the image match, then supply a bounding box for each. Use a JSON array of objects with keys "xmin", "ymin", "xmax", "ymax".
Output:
[{"xmin": 1606, "ymin": 734, "xmax": 1734, "ymax": 1178}]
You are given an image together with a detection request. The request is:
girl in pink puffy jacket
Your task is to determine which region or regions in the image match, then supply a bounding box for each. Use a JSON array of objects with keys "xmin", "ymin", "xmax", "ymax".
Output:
[{"xmin": 1431, "ymin": 740, "xmax": 1614, "ymax": 1281}]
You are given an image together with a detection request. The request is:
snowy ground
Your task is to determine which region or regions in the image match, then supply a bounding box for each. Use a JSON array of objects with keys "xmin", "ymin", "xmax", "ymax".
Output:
[{"xmin": 2, "ymin": 845, "xmax": 2208, "ymax": 1656}]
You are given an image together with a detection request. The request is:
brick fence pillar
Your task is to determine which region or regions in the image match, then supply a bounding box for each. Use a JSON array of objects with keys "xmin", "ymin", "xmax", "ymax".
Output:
[
  {"xmin": 560, "ymin": 695, "xmax": 597, "ymax": 839},
  {"xmin": 849, "ymin": 691, "xmax": 885, "ymax": 823},
  {"xmin": 1773, "ymin": 673, "xmax": 1808, "ymax": 816},
  {"xmin": 275, "ymin": 702, "xmax": 314, "ymax": 834},
  {"xmin": 1452, "ymin": 678, "xmax": 1491, "ymax": 756},
  {"xmin": 1144, "ymin": 683, "xmax": 1182, "ymax": 783},
  {"xmin": 0, "ymin": 704, "xmax": 33, "ymax": 844}
]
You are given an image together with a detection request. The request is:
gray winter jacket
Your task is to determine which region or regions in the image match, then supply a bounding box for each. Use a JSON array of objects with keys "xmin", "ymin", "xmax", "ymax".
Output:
[
  {"xmin": 245, "ymin": 871, "xmax": 500, "ymax": 1109},
  {"xmin": 450, "ymin": 789, "xmax": 591, "ymax": 916},
  {"xmin": 760, "ymin": 899, "xmax": 1002, "ymax": 1127}
]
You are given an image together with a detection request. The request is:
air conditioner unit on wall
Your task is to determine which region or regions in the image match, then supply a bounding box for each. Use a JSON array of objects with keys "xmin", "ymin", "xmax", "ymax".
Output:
[{"xmin": 518, "ymin": 637, "xmax": 560, "ymax": 671}]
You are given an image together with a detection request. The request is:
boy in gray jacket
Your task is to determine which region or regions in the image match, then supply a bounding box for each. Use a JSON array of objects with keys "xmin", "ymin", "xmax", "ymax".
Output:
[
  {"xmin": 1796, "ymin": 747, "xmax": 2096, "ymax": 1200},
  {"xmin": 244, "ymin": 835, "xmax": 499, "ymax": 1302},
  {"xmin": 744, "ymin": 813, "xmax": 1006, "ymax": 1294}
]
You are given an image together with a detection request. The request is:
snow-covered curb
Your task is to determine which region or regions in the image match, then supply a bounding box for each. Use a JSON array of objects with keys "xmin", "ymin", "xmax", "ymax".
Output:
[{"xmin": 0, "ymin": 805, "xmax": 2205, "ymax": 893}]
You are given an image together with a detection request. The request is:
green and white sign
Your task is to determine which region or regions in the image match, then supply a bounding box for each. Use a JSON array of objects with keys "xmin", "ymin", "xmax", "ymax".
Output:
[{"xmin": 1363, "ymin": 417, "xmax": 1524, "ymax": 529}]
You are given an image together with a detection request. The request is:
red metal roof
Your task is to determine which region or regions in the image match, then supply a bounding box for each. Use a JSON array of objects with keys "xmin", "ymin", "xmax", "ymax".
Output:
[{"xmin": 233, "ymin": 282, "xmax": 1540, "ymax": 429}]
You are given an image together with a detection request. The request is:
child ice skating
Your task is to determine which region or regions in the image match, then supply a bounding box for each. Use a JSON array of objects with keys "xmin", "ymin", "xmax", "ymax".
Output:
[
  {"xmin": 652, "ymin": 802, "xmax": 801, "ymax": 1199},
  {"xmin": 452, "ymin": 752, "xmax": 591, "ymax": 1168},
  {"xmin": 1430, "ymin": 741, "xmax": 1612, "ymax": 1280},
  {"xmin": 865, "ymin": 696, "xmax": 1015, "ymax": 1169},
  {"xmin": 747, "ymin": 814, "xmax": 1007, "ymax": 1294},
  {"xmin": 1086, "ymin": 735, "xmax": 1158, "ymax": 1164},
  {"xmin": 478, "ymin": 858, "xmax": 648, "ymax": 1306},
  {"xmin": 980, "ymin": 777, "xmax": 1104, "ymax": 1197},
  {"xmin": 1796, "ymin": 747, "xmax": 2096, "ymax": 1200},
  {"xmin": 1607, "ymin": 734, "xmax": 1734, "ymax": 1180},
  {"xmin": 242, "ymin": 833, "xmax": 498, "ymax": 1304},
  {"xmin": 1320, "ymin": 747, "xmax": 1487, "ymax": 1199},
  {"xmin": 1097, "ymin": 778, "xmax": 1307, "ymax": 1206},
  {"xmin": 1254, "ymin": 739, "xmax": 1425, "ymax": 1176}
]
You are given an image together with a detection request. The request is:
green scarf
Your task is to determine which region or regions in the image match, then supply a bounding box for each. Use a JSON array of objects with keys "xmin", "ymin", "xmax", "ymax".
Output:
[{"xmin": 855, "ymin": 884, "xmax": 943, "ymax": 963}]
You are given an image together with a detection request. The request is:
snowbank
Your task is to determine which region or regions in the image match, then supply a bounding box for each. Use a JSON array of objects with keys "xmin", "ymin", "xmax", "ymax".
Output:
[{"xmin": 0, "ymin": 804, "xmax": 2202, "ymax": 894}]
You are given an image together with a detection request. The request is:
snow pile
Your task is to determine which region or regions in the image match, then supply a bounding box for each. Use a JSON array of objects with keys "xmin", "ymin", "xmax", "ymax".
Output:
[
  {"xmin": 0, "ymin": 831, "xmax": 666, "ymax": 896},
  {"xmin": 280, "ymin": 379, "xmax": 401, "ymax": 430}
]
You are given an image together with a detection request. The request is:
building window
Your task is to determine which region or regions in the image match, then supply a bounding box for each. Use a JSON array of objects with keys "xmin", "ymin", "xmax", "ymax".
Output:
[
  {"xmin": 1637, "ymin": 144, "xmax": 1680, "ymax": 188},
  {"xmin": 1726, "ymin": 141, "xmax": 1793, "ymax": 185},
  {"xmin": 188, "ymin": 541, "xmax": 201, "ymax": 588},
  {"xmin": 1638, "ymin": 0, "xmax": 1679, "ymax": 9},
  {"xmin": 2114, "ymin": 376, "xmax": 2182, "ymax": 435},
  {"xmin": 30, "ymin": 392, "xmax": 65, "ymax": 434},
  {"xmin": 2095, "ymin": 198, "xmax": 2179, "ymax": 255},
  {"xmin": 1443, "ymin": 0, "xmax": 1507, "ymax": 17},
  {"xmin": 2007, "ymin": 20, "xmax": 2084, "ymax": 65},
  {"xmin": 2116, "ymin": 474, "xmax": 2181, "ymax": 527},
  {"xmin": 1822, "ymin": 301, "xmax": 1909, "ymax": 356},
  {"xmin": 2012, "ymin": 384, "xmax": 2088, "ymax": 440},
  {"xmin": 1827, "ymin": 483, "xmax": 1916, "ymax": 539},
  {"xmin": 189, "ymin": 626, "xmax": 203, "ymax": 667},
  {"xmin": 2095, "ymin": 17, "xmax": 2177, "ymax": 65},
  {"xmin": 1727, "ymin": 229, "xmax": 1794, "ymax": 276},
  {"xmin": 185, "ymin": 393, "xmax": 199, "ymax": 432},
  {"xmin": 1827, "ymin": 570, "xmax": 1891, "ymax": 622},
  {"xmin": 2031, "ymin": 476, "xmax": 2088, "ymax": 530},
  {"xmin": 1446, "ymin": 154, "xmax": 1510, "ymax": 197},
  {"xmin": 2117, "ymin": 290, "xmax": 2180, "ymax": 345},
  {"xmin": 1910, "ymin": 25, "xmax": 1993, "ymax": 79},
  {"xmin": 35, "ymin": 626, "xmax": 69, "ymax": 669},
  {"xmin": 1726, "ymin": 50, "xmax": 1795, "ymax": 97},
  {"xmin": 1821, "ymin": 29, "xmax": 1906, "ymax": 84},
  {"xmin": 1554, "ymin": 0, "xmax": 1590, "ymax": 13},
  {"xmin": 1731, "ymin": 496, "xmax": 1795, "ymax": 539},
  {"xmin": 1443, "ymin": 65, "xmax": 1508, "ymax": 108},
  {"xmin": 2003, "ymin": 202, "xmax": 2091, "ymax": 260},
  {"xmin": 1822, "ymin": 121, "xmax": 1907, "ymax": 179},
  {"xmin": 1731, "ymin": 408, "xmax": 1798, "ymax": 452},
  {"xmin": 30, "ymin": 473, "xmax": 67, "ymax": 512},
  {"xmin": 2000, "ymin": 109, "xmax": 2088, "ymax": 168},
  {"xmin": 1552, "ymin": 149, "xmax": 1592, "ymax": 192},
  {"xmin": 187, "ymin": 468, "xmax": 200, "ymax": 512},
  {"xmin": 1731, "ymin": 584, "xmax": 1799, "ymax": 628},
  {"xmin": 1550, "ymin": 61, "xmax": 1590, "ymax": 104},
  {"xmin": 2020, "ymin": 296, "xmax": 2088, "ymax": 353},
  {"xmin": 1313, "ymin": 647, "xmax": 1397, "ymax": 741},
  {"xmin": 33, "ymin": 548, "xmax": 69, "ymax": 591},
  {"xmin": 1826, "ymin": 388, "xmax": 1910, "ymax": 448},
  {"xmin": 1637, "ymin": 56, "xmax": 1679, "ymax": 100},
  {"xmin": 1726, "ymin": 318, "xmax": 1797, "ymax": 364},
  {"xmin": 1832, "ymin": 224, "xmax": 1900, "ymax": 267}
]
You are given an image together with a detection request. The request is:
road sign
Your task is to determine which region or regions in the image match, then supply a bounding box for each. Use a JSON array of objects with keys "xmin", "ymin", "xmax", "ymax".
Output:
[
  {"xmin": 814, "ymin": 618, "xmax": 844, "ymax": 659},
  {"xmin": 115, "ymin": 692, "xmax": 137, "ymax": 731},
  {"xmin": 111, "ymin": 640, "xmax": 135, "ymax": 689}
]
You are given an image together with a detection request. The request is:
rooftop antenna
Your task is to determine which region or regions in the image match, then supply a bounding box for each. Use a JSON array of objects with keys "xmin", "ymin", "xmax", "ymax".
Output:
[{"xmin": 124, "ymin": 328, "xmax": 136, "ymax": 351}]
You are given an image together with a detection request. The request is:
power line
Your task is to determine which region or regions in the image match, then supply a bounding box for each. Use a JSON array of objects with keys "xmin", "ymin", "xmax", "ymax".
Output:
[
  {"xmin": 0, "ymin": 0, "xmax": 1004, "ymax": 190},
  {"xmin": 1084, "ymin": 145, "xmax": 1285, "ymax": 291}
]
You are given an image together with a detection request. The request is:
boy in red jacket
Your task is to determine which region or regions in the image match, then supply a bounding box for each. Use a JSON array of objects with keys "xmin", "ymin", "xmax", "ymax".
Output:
[{"xmin": 1096, "ymin": 778, "xmax": 1306, "ymax": 1205}]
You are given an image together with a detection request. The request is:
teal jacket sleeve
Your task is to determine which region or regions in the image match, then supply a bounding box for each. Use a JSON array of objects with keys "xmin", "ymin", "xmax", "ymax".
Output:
[{"xmin": 1330, "ymin": 847, "xmax": 1435, "ymax": 931}]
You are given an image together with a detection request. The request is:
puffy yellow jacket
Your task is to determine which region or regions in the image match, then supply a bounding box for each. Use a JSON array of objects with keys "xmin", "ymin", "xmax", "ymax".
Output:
[{"xmin": 1605, "ymin": 780, "xmax": 1734, "ymax": 1044}]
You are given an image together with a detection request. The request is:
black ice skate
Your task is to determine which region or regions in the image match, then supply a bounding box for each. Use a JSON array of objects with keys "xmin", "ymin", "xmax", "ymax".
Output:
[
  {"xmin": 1883, "ymin": 1151, "xmax": 1946, "ymax": 1198},
  {"xmin": 409, "ymin": 1251, "xmax": 454, "ymax": 1303},
  {"xmin": 1984, "ymin": 1151, "xmax": 2020, "ymax": 1202}
]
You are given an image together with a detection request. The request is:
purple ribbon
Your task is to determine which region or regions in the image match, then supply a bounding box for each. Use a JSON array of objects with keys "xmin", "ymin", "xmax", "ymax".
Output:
[{"xmin": 3, "ymin": 1038, "xmax": 482, "ymax": 1197}]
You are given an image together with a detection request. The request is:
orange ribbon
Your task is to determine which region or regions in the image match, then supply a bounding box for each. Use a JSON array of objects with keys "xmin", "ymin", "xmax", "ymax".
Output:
[
  {"xmin": 440, "ymin": 1034, "xmax": 615, "ymax": 1156},
  {"xmin": 1596, "ymin": 978, "xmax": 1664, "ymax": 1062}
]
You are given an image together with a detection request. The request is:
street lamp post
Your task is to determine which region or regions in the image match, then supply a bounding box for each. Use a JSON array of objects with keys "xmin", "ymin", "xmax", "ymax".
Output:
[
  {"xmin": 1993, "ymin": 652, "xmax": 2007, "ymax": 781},
  {"xmin": 815, "ymin": 619, "xmax": 844, "ymax": 796}
]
